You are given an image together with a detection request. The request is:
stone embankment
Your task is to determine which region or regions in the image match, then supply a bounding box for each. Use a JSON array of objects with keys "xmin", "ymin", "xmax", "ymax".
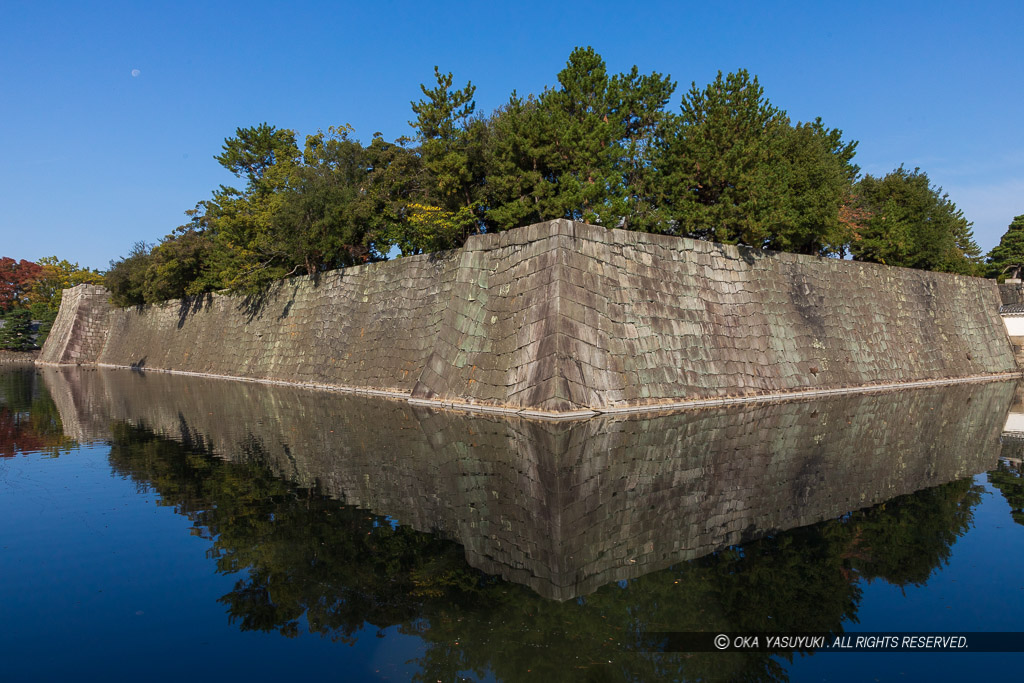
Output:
[
  {"xmin": 0, "ymin": 350, "xmax": 39, "ymax": 364},
  {"xmin": 38, "ymin": 220, "xmax": 1019, "ymax": 416}
]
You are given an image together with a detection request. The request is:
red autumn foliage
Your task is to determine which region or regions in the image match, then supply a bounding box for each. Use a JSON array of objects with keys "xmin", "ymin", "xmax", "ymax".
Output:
[
  {"xmin": 0, "ymin": 407, "xmax": 65, "ymax": 457},
  {"xmin": 0, "ymin": 257, "xmax": 42, "ymax": 312}
]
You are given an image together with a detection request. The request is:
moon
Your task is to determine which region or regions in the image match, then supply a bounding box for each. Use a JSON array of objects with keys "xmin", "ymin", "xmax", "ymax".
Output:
[{"xmin": 131, "ymin": 69, "xmax": 140, "ymax": 77}]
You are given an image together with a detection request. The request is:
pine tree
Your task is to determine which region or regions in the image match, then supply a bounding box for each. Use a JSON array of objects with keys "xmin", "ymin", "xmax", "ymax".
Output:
[
  {"xmin": 986, "ymin": 215, "xmax": 1024, "ymax": 279},
  {"xmin": 851, "ymin": 167, "xmax": 982, "ymax": 275},
  {"xmin": 0, "ymin": 309, "xmax": 35, "ymax": 351}
]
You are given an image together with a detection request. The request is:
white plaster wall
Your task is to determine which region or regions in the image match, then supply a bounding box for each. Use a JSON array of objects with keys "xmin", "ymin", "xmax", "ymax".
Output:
[{"xmin": 1004, "ymin": 316, "xmax": 1024, "ymax": 336}]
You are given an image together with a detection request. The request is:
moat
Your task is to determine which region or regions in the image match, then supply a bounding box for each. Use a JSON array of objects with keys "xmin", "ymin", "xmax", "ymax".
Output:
[{"xmin": 3, "ymin": 365, "xmax": 1024, "ymax": 681}]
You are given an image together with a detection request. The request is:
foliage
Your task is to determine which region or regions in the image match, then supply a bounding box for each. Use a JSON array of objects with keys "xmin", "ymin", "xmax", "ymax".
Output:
[
  {"xmin": 0, "ymin": 258, "xmax": 42, "ymax": 313},
  {"xmin": 0, "ymin": 256, "xmax": 101, "ymax": 345},
  {"xmin": 481, "ymin": 48, "xmax": 677, "ymax": 232},
  {"xmin": 28, "ymin": 256, "xmax": 105, "ymax": 313},
  {"xmin": 661, "ymin": 71, "xmax": 858, "ymax": 254},
  {"xmin": 773, "ymin": 119, "xmax": 860, "ymax": 255},
  {"xmin": 0, "ymin": 309, "xmax": 36, "ymax": 351},
  {"xmin": 849, "ymin": 167, "xmax": 982, "ymax": 275},
  {"xmin": 409, "ymin": 67, "xmax": 484, "ymax": 233},
  {"xmin": 103, "ymin": 48, "xmax": 985, "ymax": 307},
  {"xmin": 662, "ymin": 69, "xmax": 790, "ymax": 246},
  {"xmin": 986, "ymin": 215, "xmax": 1024, "ymax": 279},
  {"xmin": 273, "ymin": 125, "xmax": 380, "ymax": 270},
  {"xmin": 105, "ymin": 241, "xmax": 153, "ymax": 307}
]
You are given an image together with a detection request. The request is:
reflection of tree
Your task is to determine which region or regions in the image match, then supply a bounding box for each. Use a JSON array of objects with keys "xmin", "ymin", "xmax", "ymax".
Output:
[
  {"xmin": 840, "ymin": 480, "xmax": 982, "ymax": 586},
  {"xmin": 989, "ymin": 460, "xmax": 1024, "ymax": 526},
  {"xmin": 0, "ymin": 367, "xmax": 75, "ymax": 457},
  {"xmin": 106, "ymin": 423, "xmax": 496, "ymax": 642},
  {"xmin": 105, "ymin": 422, "xmax": 982, "ymax": 683}
]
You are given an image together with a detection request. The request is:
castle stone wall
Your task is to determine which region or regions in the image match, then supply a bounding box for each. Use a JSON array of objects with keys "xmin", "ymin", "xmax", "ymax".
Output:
[{"xmin": 39, "ymin": 220, "xmax": 1018, "ymax": 414}]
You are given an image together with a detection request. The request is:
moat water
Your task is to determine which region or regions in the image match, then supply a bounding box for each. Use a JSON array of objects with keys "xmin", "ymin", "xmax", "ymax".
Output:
[{"xmin": 3, "ymin": 365, "xmax": 1024, "ymax": 681}]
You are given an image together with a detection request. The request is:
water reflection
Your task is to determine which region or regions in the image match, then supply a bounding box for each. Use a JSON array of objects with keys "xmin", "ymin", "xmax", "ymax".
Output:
[
  {"xmin": 38, "ymin": 367, "xmax": 1012, "ymax": 599},
  {"xmin": 104, "ymin": 425, "xmax": 989, "ymax": 681},
  {"xmin": 3, "ymin": 366, "xmax": 1020, "ymax": 681},
  {"xmin": 0, "ymin": 366, "xmax": 76, "ymax": 457}
]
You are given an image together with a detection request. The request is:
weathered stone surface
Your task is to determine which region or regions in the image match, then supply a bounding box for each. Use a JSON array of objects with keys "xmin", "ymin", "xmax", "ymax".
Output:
[
  {"xmin": 41, "ymin": 367, "xmax": 1014, "ymax": 600},
  {"xmin": 1000, "ymin": 282, "xmax": 1024, "ymax": 306},
  {"xmin": 41, "ymin": 251, "xmax": 461, "ymax": 393},
  {"xmin": 411, "ymin": 220, "xmax": 1017, "ymax": 410},
  {"xmin": 39, "ymin": 220, "xmax": 1018, "ymax": 413},
  {"xmin": 37, "ymin": 284, "xmax": 112, "ymax": 365}
]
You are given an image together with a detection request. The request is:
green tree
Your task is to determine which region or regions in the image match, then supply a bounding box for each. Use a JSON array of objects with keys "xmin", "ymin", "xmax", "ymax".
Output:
[
  {"xmin": 482, "ymin": 48, "xmax": 676, "ymax": 233},
  {"xmin": 406, "ymin": 67, "xmax": 484, "ymax": 250},
  {"xmin": 273, "ymin": 125, "xmax": 379, "ymax": 271},
  {"xmin": 205, "ymin": 124, "xmax": 302, "ymax": 293},
  {"xmin": 144, "ymin": 219, "xmax": 216, "ymax": 302},
  {"xmin": 605, "ymin": 64, "xmax": 677, "ymax": 232},
  {"xmin": 986, "ymin": 214, "xmax": 1024, "ymax": 279},
  {"xmin": 360, "ymin": 134, "xmax": 436, "ymax": 256},
  {"xmin": 539, "ymin": 46, "xmax": 620, "ymax": 225},
  {"xmin": 661, "ymin": 70, "xmax": 859, "ymax": 255},
  {"xmin": 481, "ymin": 93, "xmax": 555, "ymax": 231},
  {"xmin": 0, "ymin": 309, "xmax": 35, "ymax": 351},
  {"xmin": 662, "ymin": 69, "xmax": 790, "ymax": 246},
  {"xmin": 771, "ymin": 118, "xmax": 859, "ymax": 255},
  {"xmin": 850, "ymin": 167, "xmax": 982, "ymax": 275},
  {"xmin": 106, "ymin": 241, "xmax": 153, "ymax": 307},
  {"xmin": 28, "ymin": 256, "xmax": 105, "ymax": 313},
  {"xmin": 214, "ymin": 122, "xmax": 300, "ymax": 190}
]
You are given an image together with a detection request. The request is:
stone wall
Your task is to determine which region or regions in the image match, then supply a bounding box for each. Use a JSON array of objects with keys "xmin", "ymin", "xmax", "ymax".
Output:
[
  {"xmin": 47, "ymin": 251, "xmax": 462, "ymax": 394},
  {"xmin": 412, "ymin": 222, "xmax": 1017, "ymax": 411},
  {"xmin": 39, "ymin": 220, "xmax": 1018, "ymax": 414},
  {"xmin": 999, "ymin": 282, "xmax": 1024, "ymax": 306},
  {"xmin": 37, "ymin": 284, "xmax": 112, "ymax": 365},
  {"xmin": 40, "ymin": 367, "xmax": 1014, "ymax": 600}
]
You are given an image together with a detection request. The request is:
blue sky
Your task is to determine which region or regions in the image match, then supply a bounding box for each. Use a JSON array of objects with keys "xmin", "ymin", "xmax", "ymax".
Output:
[{"xmin": 2, "ymin": 0, "xmax": 1022, "ymax": 271}]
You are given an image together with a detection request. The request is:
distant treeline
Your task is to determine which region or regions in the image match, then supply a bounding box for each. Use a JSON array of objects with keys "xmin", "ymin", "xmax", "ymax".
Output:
[{"xmin": 107, "ymin": 47, "xmax": 985, "ymax": 306}]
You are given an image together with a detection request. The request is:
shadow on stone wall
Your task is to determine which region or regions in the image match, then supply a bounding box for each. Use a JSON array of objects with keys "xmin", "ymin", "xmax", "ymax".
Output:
[{"xmin": 40, "ymin": 367, "xmax": 1014, "ymax": 599}]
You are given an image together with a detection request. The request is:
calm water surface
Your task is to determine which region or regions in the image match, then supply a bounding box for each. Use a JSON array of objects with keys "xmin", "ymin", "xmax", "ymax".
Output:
[{"xmin": 2, "ymin": 366, "xmax": 1024, "ymax": 681}]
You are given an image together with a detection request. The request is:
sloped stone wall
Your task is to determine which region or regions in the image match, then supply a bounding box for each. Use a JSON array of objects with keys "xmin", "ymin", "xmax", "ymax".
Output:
[
  {"xmin": 412, "ymin": 221, "xmax": 1017, "ymax": 411},
  {"xmin": 50, "ymin": 251, "xmax": 461, "ymax": 393},
  {"xmin": 39, "ymin": 220, "xmax": 1018, "ymax": 413},
  {"xmin": 37, "ymin": 284, "xmax": 113, "ymax": 365}
]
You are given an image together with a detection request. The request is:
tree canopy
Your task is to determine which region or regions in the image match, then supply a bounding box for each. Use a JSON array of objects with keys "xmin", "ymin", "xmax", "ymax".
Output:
[
  {"xmin": 103, "ymin": 47, "xmax": 986, "ymax": 306},
  {"xmin": 986, "ymin": 214, "xmax": 1024, "ymax": 279},
  {"xmin": 0, "ymin": 258, "xmax": 42, "ymax": 313},
  {"xmin": 848, "ymin": 166, "xmax": 982, "ymax": 275}
]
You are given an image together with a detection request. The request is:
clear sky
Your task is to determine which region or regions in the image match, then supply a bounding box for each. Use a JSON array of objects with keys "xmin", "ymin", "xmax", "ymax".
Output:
[{"xmin": 2, "ymin": 0, "xmax": 1022, "ymax": 271}]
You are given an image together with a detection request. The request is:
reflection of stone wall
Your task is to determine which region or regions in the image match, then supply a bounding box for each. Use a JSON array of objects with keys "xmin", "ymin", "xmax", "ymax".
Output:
[
  {"xmin": 40, "ymin": 221, "xmax": 1017, "ymax": 415},
  {"xmin": 42, "ymin": 367, "xmax": 1014, "ymax": 600}
]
